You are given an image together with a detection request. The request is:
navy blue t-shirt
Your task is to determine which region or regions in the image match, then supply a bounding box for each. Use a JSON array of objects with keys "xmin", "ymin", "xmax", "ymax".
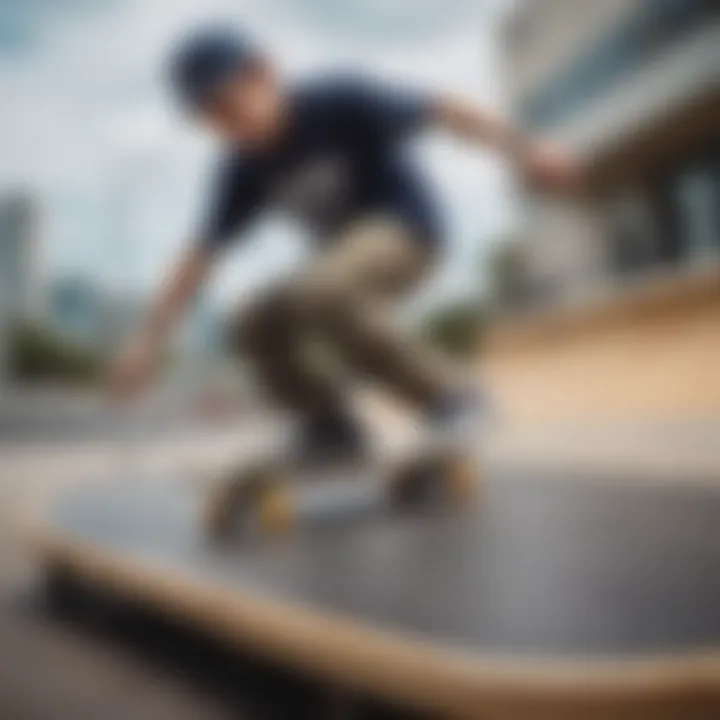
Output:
[{"xmin": 200, "ymin": 75, "xmax": 441, "ymax": 250}]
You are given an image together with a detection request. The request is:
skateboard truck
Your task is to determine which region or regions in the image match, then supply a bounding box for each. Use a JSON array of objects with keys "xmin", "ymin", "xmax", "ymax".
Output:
[{"xmin": 204, "ymin": 441, "xmax": 481, "ymax": 541}]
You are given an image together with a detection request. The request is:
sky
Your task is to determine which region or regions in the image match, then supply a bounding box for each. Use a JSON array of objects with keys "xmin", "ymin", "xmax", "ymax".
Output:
[{"xmin": 0, "ymin": 0, "xmax": 517, "ymax": 310}]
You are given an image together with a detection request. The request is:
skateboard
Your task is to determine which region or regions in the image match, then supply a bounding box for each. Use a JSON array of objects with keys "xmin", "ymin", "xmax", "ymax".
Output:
[
  {"xmin": 31, "ymin": 468, "xmax": 720, "ymax": 718},
  {"xmin": 204, "ymin": 434, "xmax": 480, "ymax": 540}
]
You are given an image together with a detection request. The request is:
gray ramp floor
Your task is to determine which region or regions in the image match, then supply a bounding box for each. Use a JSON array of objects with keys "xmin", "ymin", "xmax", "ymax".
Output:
[{"xmin": 40, "ymin": 472, "xmax": 720, "ymax": 657}]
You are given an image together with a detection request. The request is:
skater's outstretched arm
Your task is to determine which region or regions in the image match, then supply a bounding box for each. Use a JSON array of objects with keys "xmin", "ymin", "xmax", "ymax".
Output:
[
  {"xmin": 107, "ymin": 244, "xmax": 214, "ymax": 400},
  {"xmin": 432, "ymin": 95, "xmax": 583, "ymax": 194}
]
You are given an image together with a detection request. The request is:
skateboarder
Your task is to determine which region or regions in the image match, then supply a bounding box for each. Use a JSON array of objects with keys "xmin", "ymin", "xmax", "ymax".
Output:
[{"xmin": 109, "ymin": 26, "xmax": 580, "ymax": 461}]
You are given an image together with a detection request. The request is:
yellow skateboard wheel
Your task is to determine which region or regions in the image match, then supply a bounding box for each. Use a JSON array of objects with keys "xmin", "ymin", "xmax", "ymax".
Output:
[
  {"xmin": 443, "ymin": 453, "xmax": 480, "ymax": 504},
  {"xmin": 256, "ymin": 484, "xmax": 293, "ymax": 534}
]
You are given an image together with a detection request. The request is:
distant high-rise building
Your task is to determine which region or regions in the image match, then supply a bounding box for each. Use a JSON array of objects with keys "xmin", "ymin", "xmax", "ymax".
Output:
[
  {"xmin": 43, "ymin": 274, "xmax": 147, "ymax": 355},
  {"xmin": 0, "ymin": 192, "xmax": 39, "ymax": 387},
  {"xmin": 0, "ymin": 193, "xmax": 39, "ymax": 321},
  {"xmin": 504, "ymin": 0, "xmax": 720, "ymax": 308},
  {"xmin": 46, "ymin": 275, "xmax": 103, "ymax": 348}
]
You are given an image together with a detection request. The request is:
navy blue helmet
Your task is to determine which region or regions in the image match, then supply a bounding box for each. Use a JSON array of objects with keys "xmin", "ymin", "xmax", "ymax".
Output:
[{"xmin": 169, "ymin": 26, "xmax": 259, "ymax": 111}]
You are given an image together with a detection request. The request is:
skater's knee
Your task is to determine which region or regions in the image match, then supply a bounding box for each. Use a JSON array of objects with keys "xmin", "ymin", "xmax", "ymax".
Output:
[
  {"xmin": 228, "ymin": 290, "xmax": 295, "ymax": 357},
  {"xmin": 292, "ymin": 271, "xmax": 358, "ymax": 325},
  {"xmin": 228, "ymin": 275, "xmax": 358, "ymax": 360}
]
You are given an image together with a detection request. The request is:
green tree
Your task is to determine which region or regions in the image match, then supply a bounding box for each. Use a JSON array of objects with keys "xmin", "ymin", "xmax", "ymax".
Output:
[
  {"xmin": 421, "ymin": 300, "xmax": 486, "ymax": 357},
  {"xmin": 7, "ymin": 322, "xmax": 103, "ymax": 384},
  {"xmin": 485, "ymin": 236, "xmax": 533, "ymax": 311}
]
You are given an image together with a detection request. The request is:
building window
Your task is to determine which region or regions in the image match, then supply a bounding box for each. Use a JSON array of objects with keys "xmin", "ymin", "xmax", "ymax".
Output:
[
  {"xmin": 606, "ymin": 192, "xmax": 658, "ymax": 276},
  {"xmin": 674, "ymin": 159, "xmax": 720, "ymax": 262},
  {"xmin": 606, "ymin": 152, "xmax": 720, "ymax": 278}
]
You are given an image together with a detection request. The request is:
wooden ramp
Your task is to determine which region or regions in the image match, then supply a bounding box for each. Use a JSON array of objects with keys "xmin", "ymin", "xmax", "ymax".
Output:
[
  {"xmin": 28, "ymin": 471, "xmax": 720, "ymax": 719},
  {"xmin": 485, "ymin": 268, "xmax": 720, "ymax": 427}
]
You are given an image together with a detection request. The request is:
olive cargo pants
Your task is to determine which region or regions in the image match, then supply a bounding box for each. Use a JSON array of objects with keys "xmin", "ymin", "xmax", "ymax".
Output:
[{"xmin": 231, "ymin": 217, "xmax": 450, "ymax": 418}]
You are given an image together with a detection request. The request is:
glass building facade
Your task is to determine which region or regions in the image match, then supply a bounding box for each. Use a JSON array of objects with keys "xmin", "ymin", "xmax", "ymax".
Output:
[
  {"xmin": 521, "ymin": 0, "xmax": 715, "ymax": 131},
  {"xmin": 507, "ymin": 0, "xmax": 720, "ymax": 301}
]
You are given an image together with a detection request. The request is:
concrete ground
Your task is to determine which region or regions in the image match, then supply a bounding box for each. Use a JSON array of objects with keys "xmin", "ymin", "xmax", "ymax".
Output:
[
  {"xmin": 0, "ymin": 421, "xmax": 247, "ymax": 719},
  {"xmin": 0, "ymin": 405, "xmax": 420, "ymax": 720},
  {"xmin": 0, "ymin": 391, "xmax": 327, "ymax": 720}
]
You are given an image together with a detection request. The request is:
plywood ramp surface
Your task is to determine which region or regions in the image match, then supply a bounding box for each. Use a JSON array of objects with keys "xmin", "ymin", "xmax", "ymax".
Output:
[{"xmin": 484, "ymin": 269, "xmax": 720, "ymax": 426}]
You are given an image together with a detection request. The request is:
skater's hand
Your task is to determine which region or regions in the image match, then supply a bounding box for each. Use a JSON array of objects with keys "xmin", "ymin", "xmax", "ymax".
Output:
[
  {"xmin": 520, "ymin": 139, "xmax": 584, "ymax": 195},
  {"xmin": 431, "ymin": 96, "xmax": 584, "ymax": 195},
  {"xmin": 107, "ymin": 333, "xmax": 160, "ymax": 402},
  {"xmin": 105, "ymin": 245, "xmax": 213, "ymax": 403}
]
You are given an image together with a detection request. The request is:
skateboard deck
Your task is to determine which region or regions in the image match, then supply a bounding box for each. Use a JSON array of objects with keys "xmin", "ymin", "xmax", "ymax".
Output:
[
  {"xmin": 204, "ymin": 432, "xmax": 480, "ymax": 539},
  {"xmin": 28, "ymin": 470, "xmax": 720, "ymax": 718}
]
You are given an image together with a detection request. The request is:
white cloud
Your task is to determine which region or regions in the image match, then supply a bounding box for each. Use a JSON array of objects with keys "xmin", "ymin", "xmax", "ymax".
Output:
[{"xmin": 0, "ymin": 0, "xmax": 514, "ymax": 307}]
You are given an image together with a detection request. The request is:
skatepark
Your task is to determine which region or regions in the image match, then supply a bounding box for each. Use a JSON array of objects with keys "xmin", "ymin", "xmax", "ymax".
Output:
[
  {"xmin": 4, "ymin": 265, "xmax": 716, "ymax": 719},
  {"xmin": 2, "ymin": 0, "xmax": 719, "ymax": 717}
]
